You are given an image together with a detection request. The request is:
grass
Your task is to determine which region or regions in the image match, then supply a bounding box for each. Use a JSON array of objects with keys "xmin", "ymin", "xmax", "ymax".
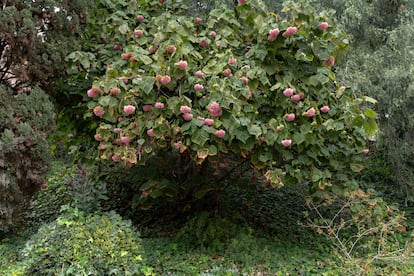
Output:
[{"xmin": 1, "ymin": 161, "xmax": 413, "ymax": 275}]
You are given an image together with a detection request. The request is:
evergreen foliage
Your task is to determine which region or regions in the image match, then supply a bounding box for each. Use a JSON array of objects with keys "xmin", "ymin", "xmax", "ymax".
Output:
[
  {"xmin": 0, "ymin": 0, "xmax": 90, "ymax": 93},
  {"xmin": 321, "ymin": 0, "xmax": 414, "ymax": 203},
  {"xmin": 0, "ymin": 86, "xmax": 55, "ymax": 232}
]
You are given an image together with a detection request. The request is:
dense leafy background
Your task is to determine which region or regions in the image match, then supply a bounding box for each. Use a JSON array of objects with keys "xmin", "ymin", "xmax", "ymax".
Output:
[{"xmin": 0, "ymin": 0, "xmax": 413, "ymax": 275}]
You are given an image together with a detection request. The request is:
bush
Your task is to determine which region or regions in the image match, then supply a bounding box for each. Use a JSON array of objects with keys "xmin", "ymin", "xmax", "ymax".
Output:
[
  {"xmin": 69, "ymin": 0, "xmax": 377, "ymax": 209},
  {"xmin": 23, "ymin": 207, "xmax": 148, "ymax": 275},
  {"xmin": 0, "ymin": 86, "xmax": 55, "ymax": 232},
  {"xmin": 174, "ymin": 211, "xmax": 252, "ymax": 252}
]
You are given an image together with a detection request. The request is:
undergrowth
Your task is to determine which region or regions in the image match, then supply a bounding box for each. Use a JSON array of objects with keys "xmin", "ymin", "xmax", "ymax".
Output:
[{"xmin": 1, "ymin": 161, "xmax": 413, "ymax": 275}]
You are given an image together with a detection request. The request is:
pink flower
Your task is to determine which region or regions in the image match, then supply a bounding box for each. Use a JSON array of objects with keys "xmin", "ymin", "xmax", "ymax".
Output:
[
  {"xmin": 121, "ymin": 53, "xmax": 132, "ymax": 60},
  {"xmin": 290, "ymin": 94, "xmax": 301, "ymax": 102},
  {"xmin": 282, "ymin": 26, "xmax": 298, "ymax": 38},
  {"xmin": 281, "ymin": 139, "xmax": 292, "ymax": 147},
  {"xmin": 121, "ymin": 136, "xmax": 131, "ymax": 144},
  {"xmin": 87, "ymin": 87, "xmax": 100, "ymax": 98},
  {"xmin": 195, "ymin": 70, "xmax": 204, "ymax": 78},
  {"xmin": 40, "ymin": 183, "xmax": 48, "ymax": 189},
  {"xmin": 210, "ymin": 31, "xmax": 217, "ymax": 37},
  {"xmin": 268, "ymin": 28, "xmax": 280, "ymax": 41},
  {"xmin": 155, "ymin": 102, "xmax": 164, "ymax": 109},
  {"xmin": 119, "ymin": 76, "xmax": 129, "ymax": 84},
  {"xmin": 136, "ymin": 15, "xmax": 144, "ymax": 22},
  {"xmin": 166, "ymin": 45, "xmax": 176, "ymax": 53},
  {"xmin": 148, "ymin": 45, "xmax": 158, "ymax": 54},
  {"xmin": 204, "ymin": 118, "xmax": 214, "ymax": 126},
  {"xmin": 228, "ymin": 57, "xmax": 237, "ymax": 65},
  {"xmin": 362, "ymin": 149, "xmax": 369, "ymax": 155},
  {"xmin": 93, "ymin": 106, "xmax": 105, "ymax": 117},
  {"xmin": 183, "ymin": 113, "xmax": 193, "ymax": 121},
  {"xmin": 238, "ymin": 0, "xmax": 247, "ymax": 4},
  {"xmin": 215, "ymin": 129, "xmax": 226, "ymax": 138},
  {"xmin": 195, "ymin": 17, "xmax": 202, "ymax": 24},
  {"xmin": 305, "ymin": 108, "xmax": 316, "ymax": 117},
  {"xmin": 114, "ymin": 128, "xmax": 122, "ymax": 134},
  {"xmin": 176, "ymin": 60, "xmax": 188, "ymax": 70},
  {"xmin": 240, "ymin": 76, "xmax": 249, "ymax": 84},
  {"xmin": 123, "ymin": 105, "xmax": 136, "ymax": 115},
  {"xmin": 112, "ymin": 154, "xmax": 121, "ymax": 162},
  {"xmin": 223, "ymin": 68, "xmax": 232, "ymax": 78},
  {"xmin": 320, "ymin": 106, "xmax": 330, "ymax": 113},
  {"xmin": 199, "ymin": 39, "xmax": 208, "ymax": 47},
  {"xmin": 208, "ymin": 101, "xmax": 222, "ymax": 117},
  {"xmin": 143, "ymin": 105, "xmax": 152, "ymax": 112},
  {"xmin": 110, "ymin": 87, "xmax": 121, "ymax": 95},
  {"xmin": 285, "ymin": 113, "xmax": 295, "ymax": 122},
  {"xmin": 180, "ymin": 105, "xmax": 192, "ymax": 114},
  {"xmin": 194, "ymin": 84, "xmax": 204, "ymax": 91},
  {"xmin": 174, "ymin": 142, "xmax": 181, "ymax": 149},
  {"xmin": 283, "ymin": 88, "xmax": 294, "ymax": 97},
  {"xmin": 118, "ymin": 117, "xmax": 124, "ymax": 122},
  {"xmin": 134, "ymin": 29, "xmax": 143, "ymax": 37},
  {"xmin": 147, "ymin": 129, "xmax": 155, "ymax": 137},
  {"xmin": 324, "ymin": 56, "xmax": 335, "ymax": 67},
  {"xmin": 160, "ymin": 75, "xmax": 171, "ymax": 85},
  {"xmin": 94, "ymin": 134, "xmax": 102, "ymax": 141},
  {"xmin": 113, "ymin": 44, "xmax": 123, "ymax": 51},
  {"xmin": 319, "ymin": 22, "xmax": 329, "ymax": 30}
]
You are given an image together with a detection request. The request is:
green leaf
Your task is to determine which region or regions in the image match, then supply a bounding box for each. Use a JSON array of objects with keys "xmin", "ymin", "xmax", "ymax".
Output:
[
  {"xmin": 350, "ymin": 163, "xmax": 364, "ymax": 173},
  {"xmin": 235, "ymin": 130, "xmax": 250, "ymax": 143},
  {"xmin": 363, "ymin": 119, "xmax": 378, "ymax": 136},
  {"xmin": 293, "ymin": 132, "xmax": 305, "ymax": 145},
  {"xmin": 137, "ymin": 55, "xmax": 153, "ymax": 65},
  {"xmin": 133, "ymin": 76, "xmax": 155, "ymax": 95},
  {"xmin": 118, "ymin": 23, "xmax": 129, "ymax": 34},
  {"xmin": 364, "ymin": 108, "xmax": 376, "ymax": 119},
  {"xmin": 247, "ymin": 124, "xmax": 262, "ymax": 137},
  {"xmin": 363, "ymin": 96, "xmax": 378, "ymax": 104},
  {"xmin": 191, "ymin": 129, "xmax": 209, "ymax": 146}
]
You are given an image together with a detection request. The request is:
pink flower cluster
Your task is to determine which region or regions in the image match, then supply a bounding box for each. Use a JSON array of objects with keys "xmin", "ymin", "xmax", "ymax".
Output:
[
  {"xmin": 124, "ymin": 105, "xmax": 136, "ymax": 115},
  {"xmin": 282, "ymin": 27, "xmax": 297, "ymax": 38},
  {"xmin": 87, "ymin": 86, "xmax": 100, "ymax": 98},
  {"xmin": 93, "ymin": 106, "xmax": 105, "ymax": 117},
  {"xmin": 268, "ymin": 28, "xmax": 280, "ymax": 41},
  {"xmin": 176, "ymin": 60, "xmax": 188, "ymax": 70},
  {"xmin": 281, "ymin": 139, "xmax": 292, "ymax": 147},
  {"xmin": 208, "ymin": 102, "xmax": 222, "ymax": 117}
]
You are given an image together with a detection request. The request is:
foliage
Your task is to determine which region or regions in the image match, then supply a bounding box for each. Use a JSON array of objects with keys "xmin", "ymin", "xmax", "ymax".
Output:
[
  {"xmin": 69, "ymin": 0, "xmax": 377, "ymax": 209},
  {"xmin": 22, "ymin": 207, "xmax": 148, "ymax": 275},
  {"xmin": 24, "ymin": 161, "xmax": 108, "ymax": 228},
  {"xmin": 0, "ymin": 85, "xmax": 55, "ymax": 232},
  {"xmin": 174, "ymin": 212, "xmax": 252, "ymax": 252},
  {"xmin": 0, "ymin": 0, "xmax": 90, "ymax": 92},
  {"xmin": 305, "ymin": 189, "xmax": 414, "ymax": 274},
  {"xmin": 319, "ymin": 0, "xmax": 414, "ymax": 203},
  {"xmin": 23, "ymin": 162, "xmax": 74, "ymax": 228}
]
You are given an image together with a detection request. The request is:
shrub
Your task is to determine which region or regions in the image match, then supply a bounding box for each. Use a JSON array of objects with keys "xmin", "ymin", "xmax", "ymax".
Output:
[
  {"xmin": 82, "ymin": 0, "xmax": 376, "ymax": 198},
  {"xmin": 174, "ymin": 211, "xmax": 252, "ymax": 252},
  {"xmin": 0, "ymin": 86, "xmax": 55, "ymax": 232},
  {"xmin": 23, "ymin": 207, "xmax": 148, "ymax": 275}
]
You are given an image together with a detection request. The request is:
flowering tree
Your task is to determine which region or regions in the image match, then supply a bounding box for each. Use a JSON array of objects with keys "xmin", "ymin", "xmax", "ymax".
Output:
[{"xmin": 72, "ymin": 0, "xmax": 377, "ymax": 201}]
